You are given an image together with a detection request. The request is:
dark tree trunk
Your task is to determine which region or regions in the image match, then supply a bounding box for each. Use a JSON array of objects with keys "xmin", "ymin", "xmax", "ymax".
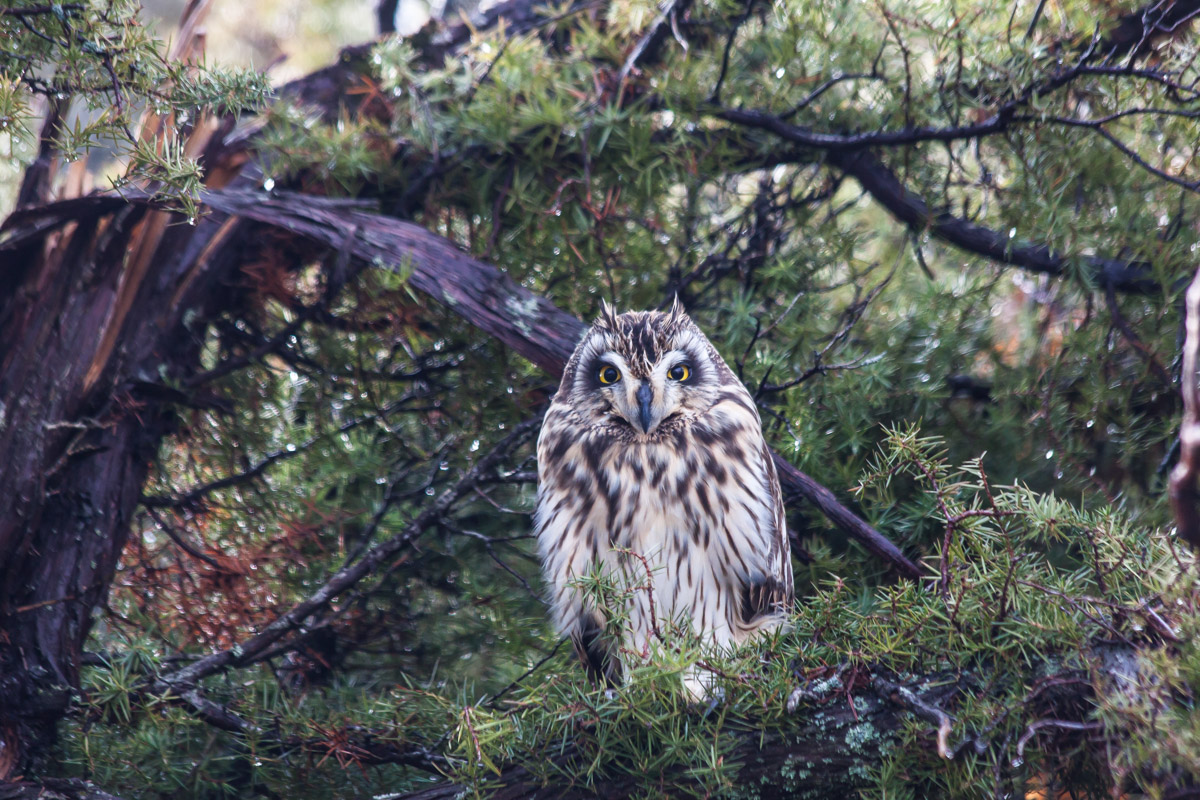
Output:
[{"xmin": 0, "ymin": 201, "xmax": 248, "ymax": 775}]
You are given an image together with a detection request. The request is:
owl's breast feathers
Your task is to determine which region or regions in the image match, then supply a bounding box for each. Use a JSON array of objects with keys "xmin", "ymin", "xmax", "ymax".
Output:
[{"xmin": 535, "ymin": 381, "xmax": 793, "ymax": 666}]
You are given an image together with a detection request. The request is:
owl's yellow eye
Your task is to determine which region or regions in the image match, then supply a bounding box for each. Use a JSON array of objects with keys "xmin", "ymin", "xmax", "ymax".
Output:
[
  {"xmin": 598, "ymin": 365, "xmax": 621, "ymax": 384},
  {"xmin": 668, "ymin": 363, "xmax": 691, "ymax": 382}
]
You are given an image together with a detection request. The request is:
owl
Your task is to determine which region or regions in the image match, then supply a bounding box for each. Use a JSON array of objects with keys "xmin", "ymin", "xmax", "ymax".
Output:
[{"xmin": 535, "ymin": 299, "xmax": 793, "ymax": 696}]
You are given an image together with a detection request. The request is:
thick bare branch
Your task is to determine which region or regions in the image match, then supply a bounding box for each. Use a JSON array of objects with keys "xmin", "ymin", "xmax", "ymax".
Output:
[
  {"xmin": 826, "ymin": 148, "xmax": 1162, "ymax": 295},
  {"xmin": 0, "ymin": 188, "xmax": 923, "ymax": 579},
  {"xmin": 233, "ymin": 189, "xmax": 924, "ymax": 576},
  {"xmin": 0, "ymin": 778, "xmax": 126, "ymax": 800},
  {"xmin": 393, "ymin": 671, "xmax": 955, "ymax": 799}
]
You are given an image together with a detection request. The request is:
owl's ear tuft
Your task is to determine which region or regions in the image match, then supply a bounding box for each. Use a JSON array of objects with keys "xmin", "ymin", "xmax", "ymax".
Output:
[
  {"xmin": 666, "ymin": 294, "xmax": 688, "ymax": 328},
  {"xmin": 598, "ymin": 299, "xmax": 620, "ymax": 330}
]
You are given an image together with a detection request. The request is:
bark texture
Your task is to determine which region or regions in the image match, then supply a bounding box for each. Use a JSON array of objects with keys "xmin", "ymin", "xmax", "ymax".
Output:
[{"xmin": 0, "ymin": 200, "xmax": 250, "ymax": 773}]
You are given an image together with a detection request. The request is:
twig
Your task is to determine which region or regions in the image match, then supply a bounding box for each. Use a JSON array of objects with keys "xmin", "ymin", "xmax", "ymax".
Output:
[
  {"xmin": 709, "ymin": 0, "xmax": 754, "ymax": 104},
  {"xmin": 617, "ymin": 0, "xmax": 695, "ymax": 90},
  {"xmin": 780, "ymin": 73, "xmax": 884, "ymax": 120},
  {"xmin": 613, "ymin": 547, "xmax": 666, "ymax": 652},
  {"xmin": 1105, "ymin": 283, "xmax": 1173, "ymax": 386},
  {"xmin": 786, "ymin": 662, "xmax": 850, "ymax": 713},
  {"xmin": 146, "ymin": 418, "xmax": 538, "ymax": 696},
  {"xmin": 873, "ymin": 674, "xmax": 956, "ymax": 759},
  {"xmin": 141, "ymin": 391, "xmax": 422, "ymax": 509},
  {"xmin": 144, "ymin": 506, "xmax": 223, "ymax": 570},
  {"xmin": 483, "ymin": 638, "xmax": 568, "ymax": 708},
  {"xmin": 1025, "ymin": 0, "xmax": 1049, "ymax": 39},
  {"xmin": 1014, "ymin": 719, "xmax": 1103, "ymax": 764}
]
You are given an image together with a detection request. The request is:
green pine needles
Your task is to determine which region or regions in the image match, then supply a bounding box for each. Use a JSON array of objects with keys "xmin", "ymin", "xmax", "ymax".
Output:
[{"xmin": 5, "ymin": 0, "xmax": 1200, "ymax": 796}]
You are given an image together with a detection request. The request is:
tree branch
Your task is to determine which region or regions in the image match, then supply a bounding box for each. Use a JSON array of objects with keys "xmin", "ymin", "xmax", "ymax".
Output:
[
  {"xmin": 146, "ymin": 417, "xmax": 538, "ymax": 695},
  {"xmin": 618, "ymin": 0, "xmax": 694, "ymax": 87},
  {"xmin": 1100, "ymin": 0, "xmax": 1200, "ymax": 61},
  {"xmin": 383, "ymin": 648, "xmax": 1131, "ymax": 800},
  {"xmin": 0, "ymin": 778, "xmax": 126, "ymax": 800},
  {"xmin": 706, "ymin": 2, "xmax": 1200, "ymax": 297},
  {"xmin": 390, "ymin": 673, "xmax": 942, "ymax": 799},
  {"xmin": 203, "ymin": 189, "xmax": 924, "ymax": 578},
  {"xmin": 825, "ymin": 148, "xmax": 1162, "ymax": 295},
  {"xmin": 0, "ymin": 187, "xmax": 923, "ymax": 579}
]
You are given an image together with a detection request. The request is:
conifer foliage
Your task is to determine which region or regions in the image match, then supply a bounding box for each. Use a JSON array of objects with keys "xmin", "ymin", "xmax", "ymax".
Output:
[{"xmin": 2, "ymin": 0, "xmax": 1200, "ymax": 797}]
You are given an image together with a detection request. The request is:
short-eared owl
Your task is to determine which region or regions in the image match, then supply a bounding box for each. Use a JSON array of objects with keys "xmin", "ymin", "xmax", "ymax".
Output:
[{"xmin": 535, "ymin": 300, "xmax": 793, "ymax": 695}]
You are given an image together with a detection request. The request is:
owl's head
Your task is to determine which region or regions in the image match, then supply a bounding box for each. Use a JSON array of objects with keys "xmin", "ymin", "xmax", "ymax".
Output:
[{"xmin": 559, "ymin": 298, "xmax": 728, "ymax": 437}]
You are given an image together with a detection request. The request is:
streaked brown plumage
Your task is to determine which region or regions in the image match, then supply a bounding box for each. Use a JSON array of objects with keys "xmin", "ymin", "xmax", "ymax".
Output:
[{"xmin": 534, "ymin": 300, "xmax": 793, "ymax": 695}]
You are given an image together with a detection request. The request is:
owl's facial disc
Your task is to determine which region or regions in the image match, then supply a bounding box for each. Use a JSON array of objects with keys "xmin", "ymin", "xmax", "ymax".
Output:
[
  {"xmin": 592, "ymin": 349, "xmax": 696, "ymax": 435},
  {"xmin": 571, "ymin": 308, "xmax": 717, "ymax": 437}
]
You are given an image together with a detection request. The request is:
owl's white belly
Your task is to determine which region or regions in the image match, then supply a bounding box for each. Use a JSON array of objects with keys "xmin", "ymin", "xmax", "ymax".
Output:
[{"xmin": 544, "ymin": 433, "xmax": 775, "ymax": 663}]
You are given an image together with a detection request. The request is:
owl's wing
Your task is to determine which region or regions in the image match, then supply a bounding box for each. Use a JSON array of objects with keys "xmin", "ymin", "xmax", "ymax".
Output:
[
  {"xmin": 573, "ymin": 609, "xmax": 620, "ymax": 685},
  {"xmin": 702, "ymin": 386, "xmax": 795, "ymax": 628},
  {"xmin": 534, "ymin": 403, "xmax": 622, "ymax": 684},
  {"xmin": 740, "ymin": 440, "xmax": 794, "ymax": 623}
]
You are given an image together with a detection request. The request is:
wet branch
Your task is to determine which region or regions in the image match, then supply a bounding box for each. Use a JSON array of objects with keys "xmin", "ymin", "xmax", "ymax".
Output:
[
  {"xmin": 826, "ymin": 148, "xmax": 1161, "ymax": 295},
  {"xmin": 189, "ymin": 188, "xmax": 925, "ymax": 579},
  {"xmin": 1, "ymin": 186, "xmax": 923, "ymax": 579}
]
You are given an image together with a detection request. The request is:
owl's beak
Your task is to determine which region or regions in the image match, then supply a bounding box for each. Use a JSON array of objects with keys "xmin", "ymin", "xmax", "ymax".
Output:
[{"xmin": 636, "ymin": 383, "xmax": 654, "ymax": 433}]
